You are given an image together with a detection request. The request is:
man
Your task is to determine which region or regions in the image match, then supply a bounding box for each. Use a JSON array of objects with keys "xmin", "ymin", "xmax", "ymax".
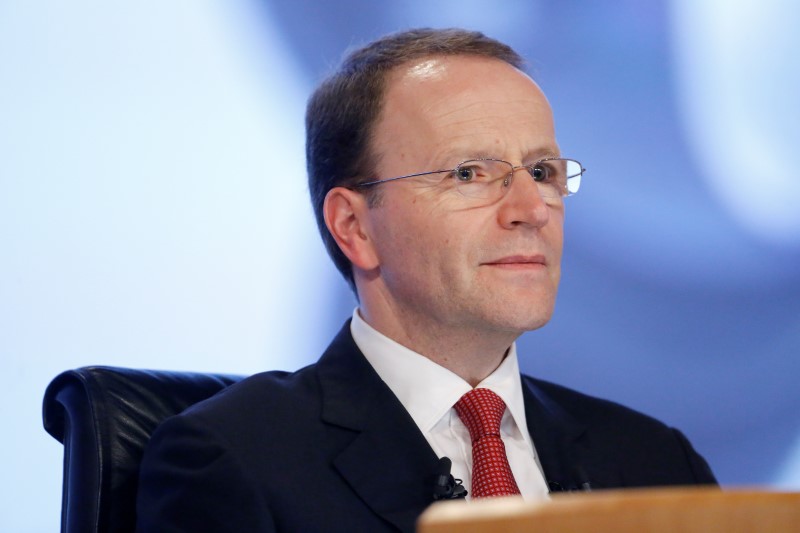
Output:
[{"xmin": 136, "ymin": 28, "xmax": 715, "ymax": 532}]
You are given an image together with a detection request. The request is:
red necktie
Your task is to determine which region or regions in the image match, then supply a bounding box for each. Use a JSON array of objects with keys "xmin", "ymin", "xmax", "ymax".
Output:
[{"xmin": 454, "ymin": 388, "xmax": 521, "ymax": 498}]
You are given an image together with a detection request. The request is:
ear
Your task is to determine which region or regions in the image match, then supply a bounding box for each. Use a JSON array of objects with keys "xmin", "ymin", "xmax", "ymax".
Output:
[{"xmin": 323, "ymin": 187, "xmax": 380, "ymax": 271}]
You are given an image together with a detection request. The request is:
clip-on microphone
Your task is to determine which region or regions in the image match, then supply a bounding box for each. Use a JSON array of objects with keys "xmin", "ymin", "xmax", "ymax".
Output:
[{"xmin": 432, "ymin": 457, "xmax": 468, "ymax": 501}]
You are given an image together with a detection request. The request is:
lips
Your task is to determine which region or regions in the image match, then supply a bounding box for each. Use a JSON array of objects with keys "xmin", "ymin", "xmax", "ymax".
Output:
[{"xmin": 482, "ymin": 254, "xmax": 547, "ymax": 267}]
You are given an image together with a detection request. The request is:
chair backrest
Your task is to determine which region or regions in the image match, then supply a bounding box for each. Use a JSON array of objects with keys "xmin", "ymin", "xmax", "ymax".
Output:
[{"xmin": 42, "ymin": 366, "xmax": 244, "ymax": 533}]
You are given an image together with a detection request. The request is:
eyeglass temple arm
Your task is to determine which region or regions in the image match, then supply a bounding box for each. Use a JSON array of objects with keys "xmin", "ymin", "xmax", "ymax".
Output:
[{"xmin": 355, "ymin": 169, "xmax": 451, "ymax": 188}]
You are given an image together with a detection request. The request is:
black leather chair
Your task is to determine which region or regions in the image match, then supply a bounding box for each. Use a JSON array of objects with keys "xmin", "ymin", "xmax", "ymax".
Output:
[{"xmin": 42, "ymin": 366, "xmax": 244, "ymax": 533}]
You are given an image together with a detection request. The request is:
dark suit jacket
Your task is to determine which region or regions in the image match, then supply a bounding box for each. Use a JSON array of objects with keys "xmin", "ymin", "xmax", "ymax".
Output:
[{"xmin": 136, "ymin": 322, "xmax": 716, "ymax": 532}]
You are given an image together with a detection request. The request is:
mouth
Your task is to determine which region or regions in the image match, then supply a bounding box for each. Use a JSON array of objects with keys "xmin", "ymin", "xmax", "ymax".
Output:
[{"xmin": 482, "ymin": 255, "xmax": 547, "ymax": 270}]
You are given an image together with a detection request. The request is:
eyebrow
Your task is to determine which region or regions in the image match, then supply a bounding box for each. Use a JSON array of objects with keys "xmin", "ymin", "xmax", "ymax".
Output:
[
  {"xmin": 523, "ymin": 147, "xmax": 561, "ymax": 161},
  {"xmin": 441, "ymin": 148, "xmax": 562, "ymax": 166}
]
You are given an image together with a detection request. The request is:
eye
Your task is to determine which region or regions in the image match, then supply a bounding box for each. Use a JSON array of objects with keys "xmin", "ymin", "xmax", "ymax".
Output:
[
  {"xmin": 453, "ymin": 160, "xmax": 494, "ymax": 183},
  {"xmin": 454, "ymin": 165, "xmax": 477, "ymax": 182},
  {"xmin": 531, "ymin": 163, "xmax": 551, "ymax": 183}
]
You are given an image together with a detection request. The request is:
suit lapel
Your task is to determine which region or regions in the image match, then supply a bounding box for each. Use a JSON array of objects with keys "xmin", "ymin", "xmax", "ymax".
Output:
[
  {"xmin": 317, "ymin": 322, "xmax": 440, "ymax": 532},
  {"xmin": 521, "ymin": 377, "xmax": 589, "ymax": 491}
]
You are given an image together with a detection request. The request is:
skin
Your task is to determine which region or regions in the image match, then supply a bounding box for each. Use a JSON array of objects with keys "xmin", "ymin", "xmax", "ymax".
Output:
[{"xmin": 324, "ymin": 55, "xmax": 564, "ymax": 386}]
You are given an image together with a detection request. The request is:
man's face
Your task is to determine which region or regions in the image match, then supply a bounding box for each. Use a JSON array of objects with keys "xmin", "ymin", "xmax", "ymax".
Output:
[{"xmin": 362, "ymin": 55, "xmax": 564, "ymax": 338}]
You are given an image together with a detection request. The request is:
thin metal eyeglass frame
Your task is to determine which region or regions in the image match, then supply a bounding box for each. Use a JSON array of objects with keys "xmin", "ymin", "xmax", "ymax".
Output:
[{"xmin": 353, "ymin": 157, "xmax": 586, "ymax": 197}]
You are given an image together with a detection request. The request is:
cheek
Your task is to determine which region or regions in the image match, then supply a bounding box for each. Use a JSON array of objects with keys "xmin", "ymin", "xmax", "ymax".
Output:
[
  {"xmin": 553, "ymin": 228, "xmax": 564, "ymax": 258},
  {"xmin": 375, "ymin": 207, "xmax": 446, "ymax": 271},
  {"xmin": 541, "ymin": 212, "xmax": 564, "ymax": 281},
  {"xmin": 548, "ymin": 211, "xmax": 565, "ymax": 252},
  {"xmin": 407, "ymin": 220, "xmax": 474, "ymax": 285}
]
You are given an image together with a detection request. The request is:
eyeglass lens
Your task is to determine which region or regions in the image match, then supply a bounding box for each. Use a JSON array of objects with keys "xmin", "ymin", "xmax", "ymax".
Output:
[{"xmin": 453, "ymin": 159, "xmax": 582, "ymax": 202}]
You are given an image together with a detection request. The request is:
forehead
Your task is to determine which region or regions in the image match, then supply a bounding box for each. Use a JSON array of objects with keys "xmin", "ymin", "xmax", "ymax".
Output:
[{"xmin": 373, "ymin": 55, "xmax": 557, "ymax": 166}]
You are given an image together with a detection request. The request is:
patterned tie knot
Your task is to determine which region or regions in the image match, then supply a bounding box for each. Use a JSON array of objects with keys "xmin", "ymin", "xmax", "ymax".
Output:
[
  {"xmin": 454, "ymin": 388, "xmax": 506, "ymax": 442},
  {"xmin": 454, "ymin": 387, "xmax": 520, "ymax": 498}
]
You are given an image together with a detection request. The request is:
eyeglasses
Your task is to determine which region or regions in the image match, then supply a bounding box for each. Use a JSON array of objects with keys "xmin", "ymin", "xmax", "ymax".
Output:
[{"xmin": 354, "ymin": 158, "xmax": 585, "ymax": 205}]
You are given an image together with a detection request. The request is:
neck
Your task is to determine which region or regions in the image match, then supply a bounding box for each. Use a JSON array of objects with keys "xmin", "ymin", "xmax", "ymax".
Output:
[{"xmin": 357, "ymin": 306, "xmax": 517, "ymax": 387}]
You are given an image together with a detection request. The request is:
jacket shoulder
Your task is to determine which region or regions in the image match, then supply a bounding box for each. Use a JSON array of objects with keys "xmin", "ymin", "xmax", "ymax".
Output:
[
  {"xmin": 172, "ymin": 364, "xmax": 322, "ymax": 432},
  {"xmin": 523, "ymin": 375, "xmax": 670, "ymax": 429},
  {"xmin": 522, "ymin": 375, "xmax": 717, "ymax": 487}
]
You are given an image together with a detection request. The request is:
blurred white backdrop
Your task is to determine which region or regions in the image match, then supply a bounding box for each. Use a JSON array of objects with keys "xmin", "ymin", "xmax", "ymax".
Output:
[
  {"xmin": 672, "ymin": 0, "xmax": 800, "ymax": 244},
  {"xmin": 0, "ymin": 2, "xmax": 342, "ymax": 530}
]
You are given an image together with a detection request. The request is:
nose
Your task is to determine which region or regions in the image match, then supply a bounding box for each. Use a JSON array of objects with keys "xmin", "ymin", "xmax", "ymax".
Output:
[{"xmin": 496, "ymin": 166, "xmax": 552, "ymax": 229}]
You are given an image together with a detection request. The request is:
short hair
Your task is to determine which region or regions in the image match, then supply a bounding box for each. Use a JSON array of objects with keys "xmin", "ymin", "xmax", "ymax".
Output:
[{"xmin": 305, "ymin": 28, "xmax": 525, "ymax": 292}]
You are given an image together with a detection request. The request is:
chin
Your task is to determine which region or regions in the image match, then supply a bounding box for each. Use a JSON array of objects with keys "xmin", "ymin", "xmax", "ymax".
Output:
[
  {"xmin": 520, "ymin": 301, "xmax": 557, "ymax": 330},
  {"xmin": 487, "ymin": 305, "xmax": 555, "ymax": 334},
  {"xmin": 517, "ymin": 314, "xmax": 553, "ymax": 332},
  {"xmin": 459, "ymin": 285, "xmax": 557, "ymax": 333}
]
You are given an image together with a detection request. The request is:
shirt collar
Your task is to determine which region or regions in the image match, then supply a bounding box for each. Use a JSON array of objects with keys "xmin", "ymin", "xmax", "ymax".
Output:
[{"xmin": 350, "ymin": 309, "xmax": 531, "ymax": 445}]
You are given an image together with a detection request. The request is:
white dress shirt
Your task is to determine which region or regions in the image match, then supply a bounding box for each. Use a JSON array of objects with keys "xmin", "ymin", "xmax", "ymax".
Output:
[{"xmin": 350, "ymin": 310, "xmax": 550, "ymax": 501}]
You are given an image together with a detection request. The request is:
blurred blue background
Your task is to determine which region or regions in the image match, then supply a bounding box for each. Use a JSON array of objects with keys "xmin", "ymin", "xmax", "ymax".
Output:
[{"xmin": 1, "ymin": 1, "xmax": 798, "ymax": 530}]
